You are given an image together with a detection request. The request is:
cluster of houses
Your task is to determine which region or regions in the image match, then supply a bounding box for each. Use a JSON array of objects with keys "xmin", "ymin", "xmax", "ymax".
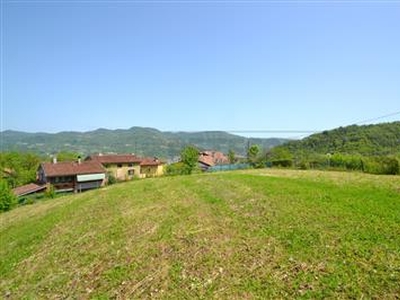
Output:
[
  {"xmin": 13, "ymin": 153, "xmax": 164, "ymax": 197},
  {"xmin": 12, "ymin": 151, "xmax": 229, "ymax": 198}
]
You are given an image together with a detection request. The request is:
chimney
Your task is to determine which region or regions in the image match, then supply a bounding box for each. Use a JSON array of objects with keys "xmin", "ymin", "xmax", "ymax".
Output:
[
  {"xmin": 53, "ymin": 157, "xmax": 57, "ymax": 164},
  {"xmin": 77, "ymin": 156, "xmax": 81, "ymax": 164}
]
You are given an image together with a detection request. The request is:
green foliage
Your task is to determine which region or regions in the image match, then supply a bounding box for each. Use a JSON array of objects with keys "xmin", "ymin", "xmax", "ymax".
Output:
[
  {"xmin": 228, "ymin": 149, "xmax": 236, "ymax": 164},
  {"xmin": 107, "ymin": 172, "xmax": 117, "ymax": 185},
  {"xmin": 363, "ymin": 156, "xmax": 399, "ymax": 175},
  {"xmin": 52, "ymin": 151, "xmax": 81, "ymax": 162},
  {"xmin": 276, "ymin": 122, "xmax": 400, "ymax": 175},
  {"xmin": 44, "ymin": 185, "xmax": 56, "ymax": 199},
  {"xmin": 180, "ymin": 145, "xmax": 200, "ymax": 175},
  {"xmin": 165, "ymin": 162, "xmax": 186, "ymax": 176},
  {"xmin": 329, "ymin": 153, "xmax": 364, "ymax": 171},
  {"xmin": 267, "ymin": 147, "xmax": 293, "ymax": 168},
  {"xmin": 0, "ymin": 180, "xmax": 17, "ymax": 212},
  {"xmin": 284, "ymin": 122, "xmax": 400, "ymax": 157},
  {"xmin": 247, "ymin": 144, "xmax": 260, "ymax": 167},
  {"xmin": 0, "ymin": 152, "xmax": 41, "ymax": 188},
  {"xmin": 246, "ymin": 145, "xmax": 266, "ymax": 168},
  {"xmin": 18, "ymin": 195, "xmax": 38, "ymax": 206}
]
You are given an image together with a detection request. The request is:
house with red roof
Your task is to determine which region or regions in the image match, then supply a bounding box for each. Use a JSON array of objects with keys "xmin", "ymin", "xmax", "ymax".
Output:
[
  {"xmin": 85, "ymin": 153, "xmax": 164, "ymax": 180},
  {"xmin": 198, "ymin": 151, "xmax": 229, "ymax": 171},
  {"xmin": 37, "ymin": 158, "xmax": 106, "ymax": 193}
]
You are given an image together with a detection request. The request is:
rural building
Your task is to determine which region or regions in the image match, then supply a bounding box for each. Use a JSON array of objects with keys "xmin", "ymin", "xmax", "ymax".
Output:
[
  {"xmin": 140, "ymin": 157, "xmax": 164, "ymax": 177},
  {"xmin": 12, "ymin": 183, "xmax": 47, "ymax": 197},
  {"xmin": 198, "ymin": 151, "xmax": 229, "ymax": 171},
  {"xmin": 85, "ymin": 153, "xmax": 164, "ymax": 180},
  {"xmin": 37, "ymin": 158, "xmax": 106, "ymax": 193}
]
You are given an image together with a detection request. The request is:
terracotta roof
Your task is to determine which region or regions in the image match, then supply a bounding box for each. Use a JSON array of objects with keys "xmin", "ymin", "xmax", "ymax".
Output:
[
  {"xmin": 13, "ymin": 183, "xmax": 47, "ymax": 197},
  {"xmin": 199, "ymin": 151, "xmax": 229, "ymax": 166},
  {"xmin": 40, "ymin": 161, "xmax": 105, "ymax": 177},
  {"xmin": 140, "ymin": 158, "xmax": 162, "ymax": 166},
  {"xmin": 86, "ymin": 154, "xmax": 143, "ymax": 164},
  {"xmin": 198, "ymin": 155, "xmax": 215, "ymax": 167},
  {"xmin": 88, "ymin": 154, "xmax": 163, "ymax": 166}
]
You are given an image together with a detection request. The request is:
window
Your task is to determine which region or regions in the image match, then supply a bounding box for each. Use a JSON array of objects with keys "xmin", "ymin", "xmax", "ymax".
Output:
[
  {"xmin": 128, "ymin": 169, "xmax": 134, "ymax": 176},
  {"xmin": 128, "ymin": 163, "xmax": 133, "ymax": 167},
  {"xmin": 117, "ymin": 164, "xmax": 122, "ymax": 168}
]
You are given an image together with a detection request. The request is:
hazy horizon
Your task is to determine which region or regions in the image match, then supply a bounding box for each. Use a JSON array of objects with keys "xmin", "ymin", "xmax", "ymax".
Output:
[{"xmin": 2, "ymin": 2, "xmax": 399, "ymax": 136}]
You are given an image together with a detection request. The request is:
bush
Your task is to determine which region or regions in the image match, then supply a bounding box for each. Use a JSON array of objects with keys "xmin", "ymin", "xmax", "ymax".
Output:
[
  {"xmin": 329, "ymin": 154, "xmax": 363, "ymax": 171},
  {"xmin": 107, "ymin": 172, "xmax": 117, "ymax": 185},
  {"xmin": 165, "ymin": 162, "xmax": 189, "ymax": 176},
  {"xmin": 271, "ymin": 159, "xmax": 293, "ymax": 168},
  {"xmin": 45, "ymin": 185, "xmax": 56, "ymax": 199},
  {"xmin": 0, "ymin": 180, "xmax": 17, "ymax": 212},
  {"xmin": 297, "ymin": 160, "xmax": 310, "ymax": 170},
  {"xmin": 18, "ymin": 196, "xmax": 36, "ymax": 205},
  {"xmin": 363, "ymin": 156, "xmax": 399, "ymax": 175}
]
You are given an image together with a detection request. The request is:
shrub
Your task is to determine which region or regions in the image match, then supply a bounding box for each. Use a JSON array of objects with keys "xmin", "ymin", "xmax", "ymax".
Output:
[
  {"xmin": 329, "ymin": 154, "xmax": 363, "ymax": 171},
  {"xmin": 107, "ymin": 172, "xmax": 117, "ymax": 185},
  {"xmin": 363, "ymin": 156, "xmax": 399, "ymax": 175},
  {"xmin": 44, "ymin": 185, "xmax": 56, "ymax": 199},
  {"xmin": 165, "ymin": 162, "xmax": 189, "ymax": 176},
  {"xmin": 271, "ymin": 159, "xmax": 293, "ymax": 168},
  {"xmin": 0, "ymin": 180, "xmax": 17, "ymax": 212}
]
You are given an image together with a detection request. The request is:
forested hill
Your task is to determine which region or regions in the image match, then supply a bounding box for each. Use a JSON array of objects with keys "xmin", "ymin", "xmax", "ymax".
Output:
[
  {"xmin": 281, "ymin": 121, "xmax": 400, "ymax": 156},
  {"xmin": 1, "ymin": 127, "xmax": 287, "ymax": 158}
]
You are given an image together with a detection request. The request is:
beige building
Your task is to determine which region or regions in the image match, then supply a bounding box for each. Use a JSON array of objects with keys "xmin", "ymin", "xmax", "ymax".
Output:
[{"xmin": 85, "ymin": 154, "xmax": 164, "ymax": 181}]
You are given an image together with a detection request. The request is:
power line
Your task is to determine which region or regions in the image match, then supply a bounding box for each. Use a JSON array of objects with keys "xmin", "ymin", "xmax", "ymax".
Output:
[
  {"xmin": 354, "ymin": 111, "xmax": 400, "ymax": 125},
  {"xmin": 223, "ymin": 110, "xmax": 400, "ymax": 139}
]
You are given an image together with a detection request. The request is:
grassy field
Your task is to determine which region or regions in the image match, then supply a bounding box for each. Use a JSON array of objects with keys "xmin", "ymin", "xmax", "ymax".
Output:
[{"xmin": 1, "ymin": 169, "xmax": 399, "ymax": 299}]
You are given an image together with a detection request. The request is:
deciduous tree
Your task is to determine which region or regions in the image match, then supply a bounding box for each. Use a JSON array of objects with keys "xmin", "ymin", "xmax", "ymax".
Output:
[{"xmin": 181, "ymin": 145, "xmax": 199, "ymax": 175}]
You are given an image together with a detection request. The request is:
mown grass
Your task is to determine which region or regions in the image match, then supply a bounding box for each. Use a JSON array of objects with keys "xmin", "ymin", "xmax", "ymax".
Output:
[{"xmin": 1, "ymin": 169, "xmax": 399, "ymax": 299}]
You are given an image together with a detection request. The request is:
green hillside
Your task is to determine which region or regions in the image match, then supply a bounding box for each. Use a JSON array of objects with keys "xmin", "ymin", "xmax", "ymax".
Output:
[
  {"xmin": 1, "ymin": 127, "xmax": 287, "ymax": 158},
  {"xmin": 1, "ymin": 170, "xmax": 399, "ymax": 298},
  {"xmin": 282, "ymin": 121, "xmax": 400, "ymax": 156}
]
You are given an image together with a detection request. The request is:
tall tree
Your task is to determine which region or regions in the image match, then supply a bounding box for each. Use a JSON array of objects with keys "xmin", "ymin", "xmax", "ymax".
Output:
[
  {"xmin": 247, "ymin": 144, "xmax": 260, "ymax": 168},
  {"xmin": 228, "ymin": 149, "xmax": 236, "ymax": 164},
  {"xmin": 180, "ymin": 145, "xmax": 199, "ymax": 175},
  {"xmin": 0, "ymin": 152, "xmax": 41, "ymax": 187}
]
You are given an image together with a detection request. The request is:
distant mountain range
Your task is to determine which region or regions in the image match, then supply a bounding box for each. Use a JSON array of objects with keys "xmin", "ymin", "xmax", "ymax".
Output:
[{"xmin": 1, "ymin": 127, "xmax": 289, "ymax": 158}]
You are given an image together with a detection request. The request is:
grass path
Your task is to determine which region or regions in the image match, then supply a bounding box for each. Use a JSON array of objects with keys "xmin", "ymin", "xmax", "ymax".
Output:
[{"xmin": 1, "ymin": 170, "xmax": 399, "ymax": 299}]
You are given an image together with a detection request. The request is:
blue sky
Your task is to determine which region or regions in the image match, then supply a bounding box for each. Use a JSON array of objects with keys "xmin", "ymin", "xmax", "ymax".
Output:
[{"xmin": 1, "ymin": 0, "xmax": 399, "ymax": 138}]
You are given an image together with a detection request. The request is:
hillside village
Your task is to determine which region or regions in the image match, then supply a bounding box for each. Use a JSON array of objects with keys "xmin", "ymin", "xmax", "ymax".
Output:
[
  {"xmin": 10, "ymin": 150, "xmax": 230, "ymax": 198},
  {"xmin": 2, "ymin": 121, "xmax": 400, "ymax": 210}
]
